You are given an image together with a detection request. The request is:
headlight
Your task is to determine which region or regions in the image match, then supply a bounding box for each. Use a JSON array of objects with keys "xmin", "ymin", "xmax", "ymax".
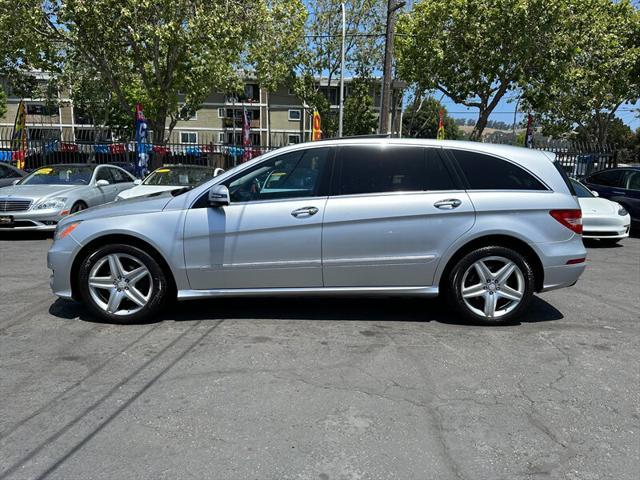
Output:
[
  {"xmin": 618, "ymin": 206, "xmax": 628, "ymax": 216},
  {"xmin": 34, "ymin": 197, "xmax": 68, "ymax": 210}
]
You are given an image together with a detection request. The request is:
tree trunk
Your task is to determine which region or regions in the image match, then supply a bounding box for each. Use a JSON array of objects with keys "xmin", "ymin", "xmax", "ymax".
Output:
[{"xmin": 470, "ymin": 109, "xmax": 491, "ymax": 141}]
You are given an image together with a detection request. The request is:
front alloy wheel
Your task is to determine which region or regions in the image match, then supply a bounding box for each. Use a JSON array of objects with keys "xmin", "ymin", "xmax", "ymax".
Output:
[
  {"xmin": 78, "ymin": 244, "xmax": 169, "ymax": 323},
  {"xmin": 446, "ymin": 246, "xmax": 535, "ymax": 324}
]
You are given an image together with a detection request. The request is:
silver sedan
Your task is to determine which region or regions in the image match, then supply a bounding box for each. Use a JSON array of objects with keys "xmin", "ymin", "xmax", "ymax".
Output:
[{"xmin": 0, "ymin": 163, "xmax": 135, "ymax": 231}]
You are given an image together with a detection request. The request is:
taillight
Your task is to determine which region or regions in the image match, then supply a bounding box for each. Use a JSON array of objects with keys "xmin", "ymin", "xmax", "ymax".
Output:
[{"xmin": 550, "ymin": 209, "xmax": 583, "ymax": 234}]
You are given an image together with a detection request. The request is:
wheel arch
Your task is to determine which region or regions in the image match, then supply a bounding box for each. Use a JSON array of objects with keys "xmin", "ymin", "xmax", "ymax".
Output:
[
  {"xmin": 437, "ymin": 234, "xmax": 544, "ymax": 293},
  {"xmin": 70, "ymin": 233, "xmax": 177, "ymax": 301}
]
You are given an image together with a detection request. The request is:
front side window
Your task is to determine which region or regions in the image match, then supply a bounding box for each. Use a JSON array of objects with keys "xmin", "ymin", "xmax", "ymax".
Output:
[
  {"xmin": 95, "ymin": 167, "xmax": 114, "ymax": 183},
  {"xmin": 20, "ymin": 165, "xmax": 94, "ymax": 185},
  {"xmin": 110, "ymin": 168, "xmax": 133, "ymax": 183},
  {"xmin": 625, "ymin": 171, "xmax": 640, "ymax": 191},
  {"xmin": 586, "ymin": 170, "xmax": 624, "ymax": 187},
  {"xmin": 336, "ymin": 146, "xmax": 455, "ymax": 196},
  {"xmin": 451, "ymin": 150, "xmax": 547, "ymax": 190},
  {"xmin": 225, "ymin": 148, "xmax": 329, "ymax": 202}
]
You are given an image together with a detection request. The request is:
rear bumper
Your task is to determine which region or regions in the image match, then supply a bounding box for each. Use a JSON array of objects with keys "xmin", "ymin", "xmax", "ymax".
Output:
[{"xmin": 535, "ymin": 235, "xmax": 587, "ymax": 292}]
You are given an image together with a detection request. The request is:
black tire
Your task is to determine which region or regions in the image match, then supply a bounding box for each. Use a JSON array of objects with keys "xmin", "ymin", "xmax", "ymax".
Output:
[
  {"xmin": 77, "ymin": 243, "xmax": 170, "ymax": 324},
  {"xmin": 70, "ymin": 201, "xmax": 88, "ymax": 213},
  {"xmin": 445, "ymin": 245, "xmax": 535, "ymax": 325},
  {"xmin": 598, "ymin": 238, "xmax": 621, "ymax": 246}
]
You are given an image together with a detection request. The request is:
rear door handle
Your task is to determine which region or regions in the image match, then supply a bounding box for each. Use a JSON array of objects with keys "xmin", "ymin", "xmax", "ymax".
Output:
[
  {"xmin": 291, "ymin": 206, "xmax": 319, "ymax": 218},
  {"xmin": 434, "ymin": 198, "xmax": 462, "ymax": 210}
]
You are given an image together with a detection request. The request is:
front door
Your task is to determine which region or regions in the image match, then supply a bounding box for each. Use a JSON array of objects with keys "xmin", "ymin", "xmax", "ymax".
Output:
[
  {"xmin": 183, "ymin": 146, "xmax": 332, "ymax": 290},
  {"xmin": 322, "ymin": 145, "xmax": 475, "ymax": 287}
]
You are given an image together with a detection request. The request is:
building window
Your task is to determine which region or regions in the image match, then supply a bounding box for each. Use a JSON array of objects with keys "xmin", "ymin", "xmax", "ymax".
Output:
[
  {"xmin": 288, "ymin": 134, "xmax": 301, "ymax": 145},
  {"xmin": 180, "ymin": 132, "xmax": 197, "ymax": 144},
  {"xmin": 218, "ymin": 132, "xmax": 225, "ymax": 143},
  {"xmin": 218, "ymin": 108, "xmax": 226, "ymax": 118},
  {"xmin": 288, "ymin": 109, "xmax": 301, "ymax": 121},
  {"xmin": 26, "ymin": 103, "xmax": 58, "ymax": 116}
]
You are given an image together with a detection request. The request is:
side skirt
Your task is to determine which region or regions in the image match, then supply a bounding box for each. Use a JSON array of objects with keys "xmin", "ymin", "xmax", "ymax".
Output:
[{"xmin": 177, "ymin": 285, "xmax": 439, "ymax": 300}]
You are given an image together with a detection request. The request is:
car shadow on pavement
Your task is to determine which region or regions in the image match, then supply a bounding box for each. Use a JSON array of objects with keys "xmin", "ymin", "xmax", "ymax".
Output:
[
  {"xmin": 49, "ymin": 295, "xmax": 563, "ymax": 327},
  {"xmin": 0, "ymin": 231, "xmax": 52, "ymax": 241}
]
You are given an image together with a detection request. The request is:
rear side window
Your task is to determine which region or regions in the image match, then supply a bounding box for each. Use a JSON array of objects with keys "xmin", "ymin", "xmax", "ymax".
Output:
[
  {"xmin": 586, "ymin": 170, "xmax": 624, "ymax": 187},
  {"xmin": 450, "ymin": 150, "xmax": 547, "ymax": 191},
  {"xmin": 336, "ymin": 146, "xmax": 455, "ymax": 195}
]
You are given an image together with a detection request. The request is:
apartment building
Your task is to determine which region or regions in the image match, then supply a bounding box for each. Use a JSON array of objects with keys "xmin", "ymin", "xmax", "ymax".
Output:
[{"xmin": 0, "ymin": 74, "xmax": 404, "ymax": 146}]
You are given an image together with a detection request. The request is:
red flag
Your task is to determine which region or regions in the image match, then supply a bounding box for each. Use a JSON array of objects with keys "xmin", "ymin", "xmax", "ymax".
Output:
[
  {"xmin": 525, "ymin": 114, "xmax": 534, "ymax": 148},
  {"xmin": 242, "ymin": 108, "xmax": 252, "ymax": 162}
]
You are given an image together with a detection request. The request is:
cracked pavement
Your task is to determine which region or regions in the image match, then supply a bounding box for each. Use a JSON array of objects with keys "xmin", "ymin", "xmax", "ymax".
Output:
[{"xmin": 0, "ymin": 233, "xmax": 638, "ymax": 480}]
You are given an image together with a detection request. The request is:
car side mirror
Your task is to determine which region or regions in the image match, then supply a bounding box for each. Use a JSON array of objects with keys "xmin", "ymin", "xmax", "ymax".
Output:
[
  {"xmin": 208, "ymin": 185, "xmax": 230, "ymax": 207},
  {"xmin": 96, "ymin": 179, "xmax": 110, "ymax": 187},
  {"xmin": 214, "ymin": 168, "xmax": 225, "ymax": 177},
  {"xmin": 133, "ymin": 179, "xmax": 142, "ymax": 185},
  {"xmin": 12, "ymin": 178, "xmax": 20, "ymax": 185},
  {"xmin": 591, "ymin": 190, "xmax": 599, "ymax": 197}
]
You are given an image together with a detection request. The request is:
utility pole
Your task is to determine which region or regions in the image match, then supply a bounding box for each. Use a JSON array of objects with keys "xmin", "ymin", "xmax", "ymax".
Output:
[
  {"xmin": 379, "ymin": 0, "xmax": 406, "ymax": 135},
  {"xmin": 338, "ymin": 2, "xmax": 346, "ymax": 137}
]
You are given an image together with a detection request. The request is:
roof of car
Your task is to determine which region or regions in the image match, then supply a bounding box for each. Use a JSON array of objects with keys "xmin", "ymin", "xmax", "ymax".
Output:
[
  {"xmin": 280, "ymin": 138, "xmax": 555, "ymax": 166},
  {"xmin": 35, "ymin": 163, "xmax": 97, "ymax": 169},
  {"xmin": 157, "ymin": 164, "xmax": 215, "ymax": 169}
]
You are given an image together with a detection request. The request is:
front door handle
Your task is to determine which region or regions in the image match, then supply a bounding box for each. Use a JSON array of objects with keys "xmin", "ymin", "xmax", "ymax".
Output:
[
  {"xmin": 434, "ymin": 198, "xmax": 462, "ymax": 210},
  {"xmin": 291, "ymin": 206, "xmax": 319, "ymax": 218}
]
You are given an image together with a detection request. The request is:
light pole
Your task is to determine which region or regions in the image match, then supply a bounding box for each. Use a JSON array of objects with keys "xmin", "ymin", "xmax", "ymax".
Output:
[{"xmin": 338, "ymin": 2, "xmax": 346, "ymax": 137}]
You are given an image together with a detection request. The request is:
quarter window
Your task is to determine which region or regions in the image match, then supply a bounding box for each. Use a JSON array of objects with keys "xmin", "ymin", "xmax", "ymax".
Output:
[
  {"xmin": 586, "ymin": 170, "xmax": 624, "ymax": 188},
  {"xmin": 451, "ymin": 150, "xmax": 546, "ymax": 190},
  {"xmin": 225, "ymin": 148, "xmax": 330, "ymax": 202},
  {"xmin": 626, "ymin": 171, "xmax": 640, "ymax": 191},
  {"xmin": 336, "ymin": 146, "xmax": 455, "ymax": 195}
]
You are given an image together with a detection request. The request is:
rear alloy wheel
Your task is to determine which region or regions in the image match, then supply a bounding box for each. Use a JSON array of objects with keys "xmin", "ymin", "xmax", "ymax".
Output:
[
  {"xmin": 446, "ymin": 246, "xmax": 535, "ymax": 324},
  {"xmin": 78, "ymin": 244, "xmax": 169, "ymax": 323}
]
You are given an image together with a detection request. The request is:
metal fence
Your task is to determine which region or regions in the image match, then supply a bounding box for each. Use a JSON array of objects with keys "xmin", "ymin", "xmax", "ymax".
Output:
[
  {"xmin": 0, "ymin": 135, "xmax": 276, "ymax": 176},
  {"xmin": 0, "ymin": 130, "xmax": 629, "ymax": 180}
]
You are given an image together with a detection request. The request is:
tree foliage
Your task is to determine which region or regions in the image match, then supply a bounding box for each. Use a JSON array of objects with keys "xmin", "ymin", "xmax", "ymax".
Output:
[
  {"xmin": 0, "ymin": 87, "xmax": 6, "ymax": 119},
  {"xmin": 343, "ymin": 79, "xmax": 377, "ymax": 136},
  {"xmin": 396, "ymin": 0, "xmax": 584, "ymax": 141},
  {"xmin": 402, "ymin": 95, "xmax": 460, "ymax": 140},
  {"xmin": 525, "ymin": 0, "xmax": 640, "ymax": 144},
  {"xmin": 2, "ymin": 0, "xmax": 307, "ymax": 143}
]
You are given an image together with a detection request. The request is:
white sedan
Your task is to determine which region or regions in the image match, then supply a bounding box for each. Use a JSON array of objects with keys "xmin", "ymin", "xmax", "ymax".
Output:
[
  {"xmin": 116, "ymin": 165, "xmax": 221, "ymax": 201},
  {"xmin": 572, "ymin": 179, "xmax": 631, "ymax": 245}
]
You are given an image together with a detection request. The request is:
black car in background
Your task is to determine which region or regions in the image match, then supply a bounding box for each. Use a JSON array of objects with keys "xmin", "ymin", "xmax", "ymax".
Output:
[
  {"xmin": 583, "ymin": 167, "xmax": 640, "ymax": 225},
  {"xmin": 0, "ymin": 162, "xmax": 26, "ymax": 187}
]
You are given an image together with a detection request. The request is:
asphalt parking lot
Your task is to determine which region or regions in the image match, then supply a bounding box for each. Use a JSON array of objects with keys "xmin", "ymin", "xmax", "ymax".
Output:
[{"xmin": 0, "ymin": 233, "xmax": 638, "ymax": 480}]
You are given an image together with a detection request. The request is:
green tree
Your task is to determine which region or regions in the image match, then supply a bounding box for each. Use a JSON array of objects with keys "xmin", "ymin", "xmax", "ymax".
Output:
[
  {"xmin": 575, "ymin": 117, "xmax": 635, "ymax": 149},
  {"xmin": 396, "ymin": 0, "xmax": 581, "ymax": 141},
  {"xmin": 291, "ymin": 0, "xmax": 385, "ymax": 137},
  {"xmin": 343, "ymin": 79, "xmax": 377, "ymax": 136},
  {"xmin": 525, "ymin": 0, "xmax": 640, "ymax": 145},
  {"xmin": 0, "ymin": 87, "xmax": 6, "ymax": 119},
  {"xmin": 402, "ymin": 95, "xmax": 460, "ymax": 140},
  {"xmin": 4, "ymin": 0, "xmax": 306, "ymax": 143}
]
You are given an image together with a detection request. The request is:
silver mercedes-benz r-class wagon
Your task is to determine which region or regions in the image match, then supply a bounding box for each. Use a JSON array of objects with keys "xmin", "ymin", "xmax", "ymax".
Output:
[{"xmin": 48, "ymin": 139, "xmax": 587, "ymax": 325}]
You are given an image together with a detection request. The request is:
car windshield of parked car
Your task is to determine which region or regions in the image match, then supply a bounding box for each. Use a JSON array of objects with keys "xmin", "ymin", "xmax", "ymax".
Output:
[
  {"xmin": 571, "ymin": 179, "xmax": 594, "ymax": 198},
  {"xmin": 143, "ymin": 167, "xmax": 215, "ymax": 186},
  {"xmin": 20, "ymin": 166, "xmax": 94, "ymax": 185}
]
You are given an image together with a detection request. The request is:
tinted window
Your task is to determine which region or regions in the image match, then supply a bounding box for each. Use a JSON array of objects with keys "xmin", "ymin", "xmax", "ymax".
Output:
[
  {"xmin": 451, "ymin": 150, "xmax": 546, "ymax": 190},
  {"xmin": 95, "ymin": 167, "xmax": 114, "ymax": 183},
  {"xmin": 225, "ymin": 148, "xmax": 329, "ymax": 202},
  {"xmin": 0, "ymin": 164, "xmax": 8, "ymax": 179},
  {"xmin": 586, "ymin": 170, "xmax": 624, "ymax": 187},
  {"xmin": 626, "ymin": 171, "xmax": 640, "ymax": 191},
  {"xmin": 144, "ymin": 167, "xmax": 215, "ymax": 186},
  {"xmin": 110, "ymin": 167, "xmax": 132, "ymax": 183},
  {"xmin": 337, "ymin": 146, "xmax": 454, "ymax": 195},
  {"xmin": 571, "ymin": 179, "xmax": 594, "ymax": 198}
]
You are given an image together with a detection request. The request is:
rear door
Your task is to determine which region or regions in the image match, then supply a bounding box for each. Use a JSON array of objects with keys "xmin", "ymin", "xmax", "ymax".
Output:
[{"xmin": 322, "ymin": 144, "xmax": 475, "ymax": 287}]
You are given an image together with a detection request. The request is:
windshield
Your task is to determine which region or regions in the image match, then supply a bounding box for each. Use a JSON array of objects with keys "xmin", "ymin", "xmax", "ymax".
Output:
[
  {"xmin": 143, "ymin": 167, "xmax": 215, "ymax": 186},
  {"xmin": 571, "ymin": 179, "xmax": 594, "ymax": 198},
  {"xmin": 20, "ymin": 166, "xmax": 94, "ymax": 185}
]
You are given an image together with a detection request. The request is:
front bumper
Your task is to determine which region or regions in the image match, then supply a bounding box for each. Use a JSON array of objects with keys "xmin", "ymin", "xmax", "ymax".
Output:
[
  {"xmin": 0, "ymin": 208, "xmax": 67, "ymax": 231},
  {"xmin": 48, "ymin": 235, "xmax": 81, "ymax": 300}
]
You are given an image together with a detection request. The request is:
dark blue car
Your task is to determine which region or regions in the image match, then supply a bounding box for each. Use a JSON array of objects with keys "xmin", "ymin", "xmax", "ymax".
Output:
[{"xmin": 583, "ymin": 167, "xmax": 640, "ymax": 226}]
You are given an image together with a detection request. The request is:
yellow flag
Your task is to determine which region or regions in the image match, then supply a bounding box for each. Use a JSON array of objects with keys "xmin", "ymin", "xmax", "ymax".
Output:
[
  {"xmin": 311, "ymin": 110, "xmax": 322, "ymax": 141},
  {"xmin": 12, "ymin": 100, "xmax": 27, "ymax": 169}
]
